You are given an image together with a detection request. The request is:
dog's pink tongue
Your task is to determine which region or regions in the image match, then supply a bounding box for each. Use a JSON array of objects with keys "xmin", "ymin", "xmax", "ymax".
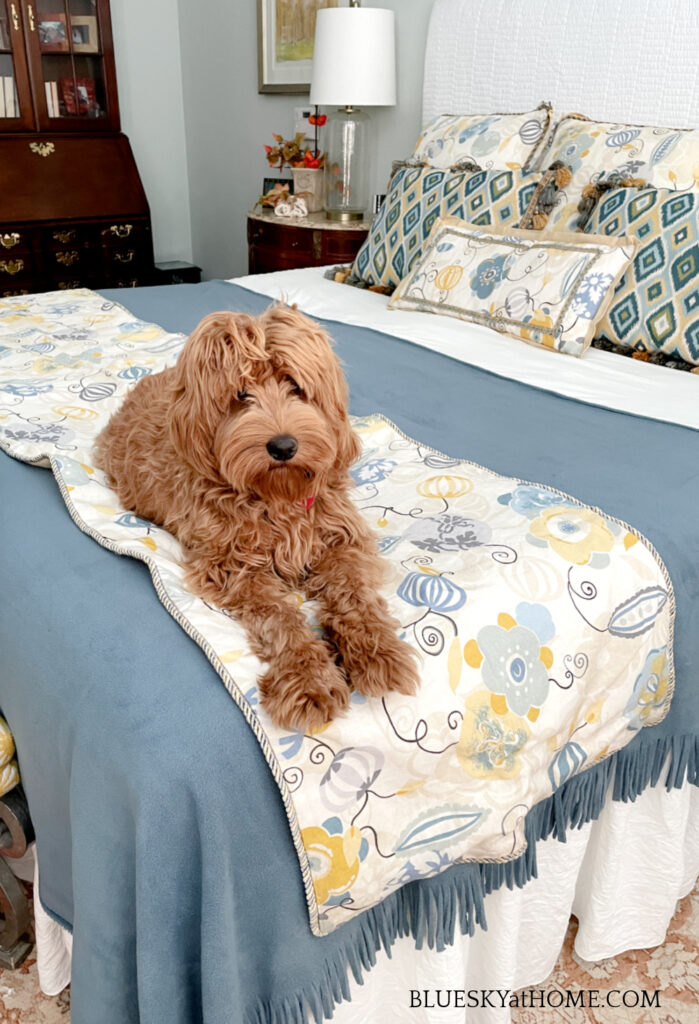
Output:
[{"xmin": 300, "ymin": 495, "xmax": 316, "ymax": 510}]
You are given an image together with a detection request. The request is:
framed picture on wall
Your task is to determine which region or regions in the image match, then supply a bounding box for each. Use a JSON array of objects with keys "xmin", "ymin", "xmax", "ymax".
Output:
[{"xmin": 257, "ymin": 0, "xmax": 346, "ymax": 94}]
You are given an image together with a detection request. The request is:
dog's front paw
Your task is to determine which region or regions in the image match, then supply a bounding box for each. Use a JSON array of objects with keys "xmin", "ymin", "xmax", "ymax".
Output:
[
  {"xmin": 259, "ymin": 642, "xmax": 350, "ymax": 732},
  {"xmin": 343, "ymin": 627, "xmax": 420, "ymax": 699}
]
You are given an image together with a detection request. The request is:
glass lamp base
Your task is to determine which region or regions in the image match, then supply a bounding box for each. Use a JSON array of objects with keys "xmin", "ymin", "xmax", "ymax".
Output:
[
  {"xmin": 325, "ymin": 209, "xmax": 365, "ymax": 222},
  {"xmin": 324, "ymin": 107, "xmax": 370, "ymax": 221}
]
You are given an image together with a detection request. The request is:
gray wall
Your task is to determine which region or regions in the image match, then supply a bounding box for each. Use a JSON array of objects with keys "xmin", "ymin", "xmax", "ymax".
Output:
[
  {"xmin": 177, "ymin": 0, "xmax": 433, "ymax": 280},
  {"xmin": 111, "ymin": 0, "xmax": 192, "ymax": 264}
]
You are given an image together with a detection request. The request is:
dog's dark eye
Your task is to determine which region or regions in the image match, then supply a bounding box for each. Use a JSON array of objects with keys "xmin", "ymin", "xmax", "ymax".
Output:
[
  {"xmin": 237, "ymin": 390, "xmax": 250, "ymax": 402},
  {"xmin": 287, "ymin": 377, "xmax": 303, "ymax": 396}
]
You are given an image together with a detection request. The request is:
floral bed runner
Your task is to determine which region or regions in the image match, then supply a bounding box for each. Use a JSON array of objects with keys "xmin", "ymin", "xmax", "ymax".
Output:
[{"xmin": 0, "ymin": 289, "xmax": 674, "ymax": 936}]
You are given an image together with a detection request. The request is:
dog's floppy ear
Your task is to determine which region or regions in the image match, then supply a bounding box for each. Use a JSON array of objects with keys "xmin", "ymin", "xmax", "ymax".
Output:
[
  {"xmin": 168, "ymin": 311, "xmax": 266, "ymax": 478},
  {"xmin": 260, "ymin": 304, "xmax": 362, "ymax": 473}
]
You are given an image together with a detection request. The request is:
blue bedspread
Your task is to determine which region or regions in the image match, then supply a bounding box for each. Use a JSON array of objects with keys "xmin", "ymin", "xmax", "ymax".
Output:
[{"xmin": 0, "ymin": 281, "xmax": 697, "ymax": 1024}]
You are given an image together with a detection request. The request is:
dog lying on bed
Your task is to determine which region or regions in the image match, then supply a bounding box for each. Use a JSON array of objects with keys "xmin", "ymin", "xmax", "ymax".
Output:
[{"xmin": 95, "ymin": 305, "xmax": 419, "ymax": 730}]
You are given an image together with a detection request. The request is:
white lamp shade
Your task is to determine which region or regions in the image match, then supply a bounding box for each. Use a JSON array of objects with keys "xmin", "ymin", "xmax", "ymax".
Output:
[{"xmin": 310, "ymin": 8, "xmax": 396, "ymax": 107}]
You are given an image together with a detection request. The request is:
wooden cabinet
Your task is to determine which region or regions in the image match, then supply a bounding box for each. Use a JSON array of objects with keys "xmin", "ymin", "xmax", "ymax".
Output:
[
  {"xmin": 0, "ymin": 0, "xmax": 155, "ymax": 295},
  {"xmin": 248, "ymin": 210, "xmax": 369, "ymax": 274}
]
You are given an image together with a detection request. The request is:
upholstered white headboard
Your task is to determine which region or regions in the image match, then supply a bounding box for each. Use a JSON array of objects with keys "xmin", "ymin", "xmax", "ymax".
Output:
[{"xmin": 423, "ymin": 0, "xmax": 699, "ymax": 129}]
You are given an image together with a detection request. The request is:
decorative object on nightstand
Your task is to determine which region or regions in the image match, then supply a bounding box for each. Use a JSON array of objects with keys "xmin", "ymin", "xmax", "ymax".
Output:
[
  {"xmin": 0, "ymin": 0, "xmax": 156, "ymax": 295},
  {"xmin": 263, "ymin": 128, "xmax": 325, "ymax": 212},
  {"xmin": 247, "ymin": 208, "xmax": 369, "ymax": 274},
  {"xmin": 310, "ymin": 2, "xmax": 396, "ymax": 221}
]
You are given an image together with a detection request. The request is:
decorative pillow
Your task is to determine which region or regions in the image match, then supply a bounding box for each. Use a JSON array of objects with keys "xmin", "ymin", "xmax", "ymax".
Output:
[
  {"xmin": 411, "ymin": 103, "xmax": 552, "ymax": 171},
  {"xmin": 388, "ymin": 218, "xmax": 636, "ymax": 358},
  {"xmin": 583, "ymin": 186, "xmax": 699, "ymax": 365},
  {"xmin": 543, "ymin": 114, "xmax": 699, "ymax": 231},
  {"xmin": 348, "ymin": 164, "xmax": 559, "ymax": 293}
]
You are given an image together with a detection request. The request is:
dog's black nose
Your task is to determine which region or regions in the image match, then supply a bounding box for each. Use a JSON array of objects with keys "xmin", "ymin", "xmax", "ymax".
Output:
[{"xmin": 266, "ymin": 434, "xmax": 298, "ymax": 461}]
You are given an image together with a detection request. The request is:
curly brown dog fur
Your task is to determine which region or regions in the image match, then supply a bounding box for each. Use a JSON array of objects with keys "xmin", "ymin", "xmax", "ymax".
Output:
[{"xmin": 94, "ymin": 305, "xmax": 419, "ymax": 730}]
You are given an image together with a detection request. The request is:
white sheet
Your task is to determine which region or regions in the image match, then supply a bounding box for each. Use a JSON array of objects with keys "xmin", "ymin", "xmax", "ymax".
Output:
[{"xmin": 232, "ymin": 267, "xmax": 699, "ymax": 432}]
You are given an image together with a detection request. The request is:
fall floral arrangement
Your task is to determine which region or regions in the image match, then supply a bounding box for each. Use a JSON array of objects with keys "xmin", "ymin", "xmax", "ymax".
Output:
[
  {"xmin": 264, "ymin": 131, "xmax": 325, "ymax": 171},
  {"xmin": 260, "ymin": 109, "xmax": 327, "ymax": 209}
]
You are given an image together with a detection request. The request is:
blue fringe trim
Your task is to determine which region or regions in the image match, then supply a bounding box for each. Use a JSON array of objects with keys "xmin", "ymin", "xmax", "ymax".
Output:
[{"xmin": 244, "ymin": 731, "xmax": 698, "ymax": 1024}]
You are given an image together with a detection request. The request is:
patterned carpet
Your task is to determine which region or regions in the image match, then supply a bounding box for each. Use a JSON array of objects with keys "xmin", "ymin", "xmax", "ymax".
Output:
[{"xmin": 0, "ymin": 881, "xmax": 696, "ymax": 1022}]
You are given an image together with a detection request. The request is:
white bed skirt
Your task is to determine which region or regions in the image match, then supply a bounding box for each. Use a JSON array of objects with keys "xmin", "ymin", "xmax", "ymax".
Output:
[{"xmin": 22, "ymin": 770, "xmax": 698, "ymax": 1023}]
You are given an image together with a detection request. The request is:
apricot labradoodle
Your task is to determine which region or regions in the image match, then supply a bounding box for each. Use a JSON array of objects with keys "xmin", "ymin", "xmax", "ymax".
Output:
[{"xmin": 95, "ymin": 305, "xmax": 419, "ymax": 730}]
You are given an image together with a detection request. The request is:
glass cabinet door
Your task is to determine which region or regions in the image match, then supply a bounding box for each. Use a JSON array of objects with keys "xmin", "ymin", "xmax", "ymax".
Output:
[
  {"xmin": 0, "ymin": 0, "xmax": 35, "ymax": 129},
  {"xmin": 29, "ymin": 0, "xmax": 118, "ymax": 130}
]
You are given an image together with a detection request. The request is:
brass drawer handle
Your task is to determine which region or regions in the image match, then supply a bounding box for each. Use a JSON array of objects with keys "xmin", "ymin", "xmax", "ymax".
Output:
[
  {"xmin": 58, "ymin": 281, "xmax": 81, "ymax": 290},
  {"xmin": 3, "ymin": 288, "xmax": 29, "ymax": 297},
  {"xmin": 53, "ymin": 230, "xmax": 76, "ymax": 244},
  {"xmin": 0, "ymin": 259, "xmax": 24, "ymax": 275},
  {"xmin": 1, "ymin": 233, "xmax": 20, "ymax": 250},
  {"xmin": 55, "ymin": 251, "xmax": 79, "ymax": 266},
  {"xmin": 110, "ymin": 224, "xmax": 133, "ymax": 238},
  {"xmin": 114, "ymin": 250, "xmax": 136, "ymax": 263},
  {"xmin": 29, "ymin": 142, "xmax": 55, "ymax": 157},
  {"xmin": 117, "ymin": 279, "xmax": 139, "ymax": 288}
]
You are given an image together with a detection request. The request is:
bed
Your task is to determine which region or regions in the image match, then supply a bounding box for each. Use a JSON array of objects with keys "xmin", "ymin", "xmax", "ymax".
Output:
[{"xmin": 1, "ymin": 2, "xmax": 698, "ymax": 1022}]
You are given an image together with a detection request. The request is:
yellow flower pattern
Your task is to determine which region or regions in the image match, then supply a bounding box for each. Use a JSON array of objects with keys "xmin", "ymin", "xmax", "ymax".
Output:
[{"xmin": 529, "ymin": 506, "xmax": 614, "ymax": 564}]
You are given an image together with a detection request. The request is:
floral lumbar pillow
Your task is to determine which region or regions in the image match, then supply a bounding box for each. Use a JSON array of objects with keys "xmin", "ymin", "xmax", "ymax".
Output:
[
  {"xmin": 542, "ymin": 114, "xmax": 699, "ymax": 231},
  {"xmin": 347, "ymin": 164, "xmax": 563, "ymax": 294},
  {"xmin": 411, "ymin": 103, "xmax": 552, "ymax": 171},
  {"xmin": 388, "ymin": 218, "xmax": 636, "ymax": 357},
  {"xmin": 583, "ymin": 185, "xmax": 699, "ymax": 365}
]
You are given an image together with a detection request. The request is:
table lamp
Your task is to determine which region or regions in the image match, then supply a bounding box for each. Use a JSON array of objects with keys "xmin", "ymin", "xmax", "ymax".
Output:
[{"xmin": 310, "ymin": 2, "xmax": 396, "ymax": 221}]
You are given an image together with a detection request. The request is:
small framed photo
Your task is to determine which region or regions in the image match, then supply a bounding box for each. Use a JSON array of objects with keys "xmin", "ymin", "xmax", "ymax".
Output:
[
  {"xmin": 38, "ymin": 14, "xmax": 69, "ymax": 52},
  {"xmin": 59, "ymin": 75, "xmax": 99, "ymax": 116},
  {"xmin": 70, "ymin": 15, "xmax": 99, "ymax": 54},
  {"xmin": 263, "ymin": 176, "xmax": 293, "ymax": 195}
]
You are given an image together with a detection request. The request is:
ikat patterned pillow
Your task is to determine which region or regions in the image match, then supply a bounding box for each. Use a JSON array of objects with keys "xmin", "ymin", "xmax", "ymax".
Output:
[
  {"xmin": 348, "ymin": 165, "xmax": 554, "ymax": 293},
  {"xmin": 388, "ymin": 218, "xmax": 636, "ymax": 358},
  {"xmin": 543, "ymin": 114, "xmax": 699, "ymax": 231},
  {"xmin": 411, "ymin": 103, "xmax": 552, "ymax": 171},
  {"xmin": 584, "ymin": 186, "xmax": 699, "ymax": 365}
]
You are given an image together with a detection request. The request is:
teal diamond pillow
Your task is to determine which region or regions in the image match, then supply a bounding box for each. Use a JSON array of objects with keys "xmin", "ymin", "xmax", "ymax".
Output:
[
  {"xmin": 349, "ymin": 165, "xmax": 551, "ymax": 293},
  {"xmin": 585, "ymin": 187, "xmax": 699, "ymax": 365}
]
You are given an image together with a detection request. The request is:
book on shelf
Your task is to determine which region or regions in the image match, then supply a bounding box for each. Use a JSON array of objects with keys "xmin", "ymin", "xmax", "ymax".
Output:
[
  {"xmin": 44, "ymin": 80, "xmax": 60, "ymax": 117},
  {"xmin": 2, "ymin": 76, "xmax": 17, "ymax": 117}
]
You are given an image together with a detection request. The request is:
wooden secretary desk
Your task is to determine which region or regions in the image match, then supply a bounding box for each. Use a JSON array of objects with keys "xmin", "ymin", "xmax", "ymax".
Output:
[{"xmin": 0, "ymin": 0, "xmax": 155, "ymax": 295}]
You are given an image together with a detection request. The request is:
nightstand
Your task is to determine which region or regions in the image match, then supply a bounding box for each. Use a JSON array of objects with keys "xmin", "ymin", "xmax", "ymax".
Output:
[
  {"xmin": 247, "ymin": 209, "xmax": 370, "ymax": 274},
  {"xmin": 153, "ymin": 261, "xmax": 203, "ymax": 285}
]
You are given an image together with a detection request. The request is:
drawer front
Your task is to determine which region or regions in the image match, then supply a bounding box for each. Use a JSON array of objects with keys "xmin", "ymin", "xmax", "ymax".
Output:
[
  {"xmin": 323, "ymin": 230, "xmax": 368, "ymax": 264},
  {"xmin": 0, "ymin": 227, "xmax": 39, "ymax": 256},
  {"xmin": 0, "ymin": 283, "xmax": 32, "ymax": 298},
  {"xmin": 104, "ymin": 246, "xmax": 144, "ymax": 268},
  {"xmin": 54, "ymin": 278, "xmax": 86, "ymax": 291},
  {"xmin": 43, "ymin": 226, "xmax": 89, "ymax": 248},
  {"xmin": 99, "ymin": 221, "xmax": 150, "ymax": 248},
  {"xmin": 47, "ymin": 248, "xmax": 87, "ymax": 275},
  {"xmin": 0, "ymin": 255, "xmax": 36, "ymax": 281},
  {"xmin": 248, "ymin": 218, "xmax": 314, "ymax": 257}
]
